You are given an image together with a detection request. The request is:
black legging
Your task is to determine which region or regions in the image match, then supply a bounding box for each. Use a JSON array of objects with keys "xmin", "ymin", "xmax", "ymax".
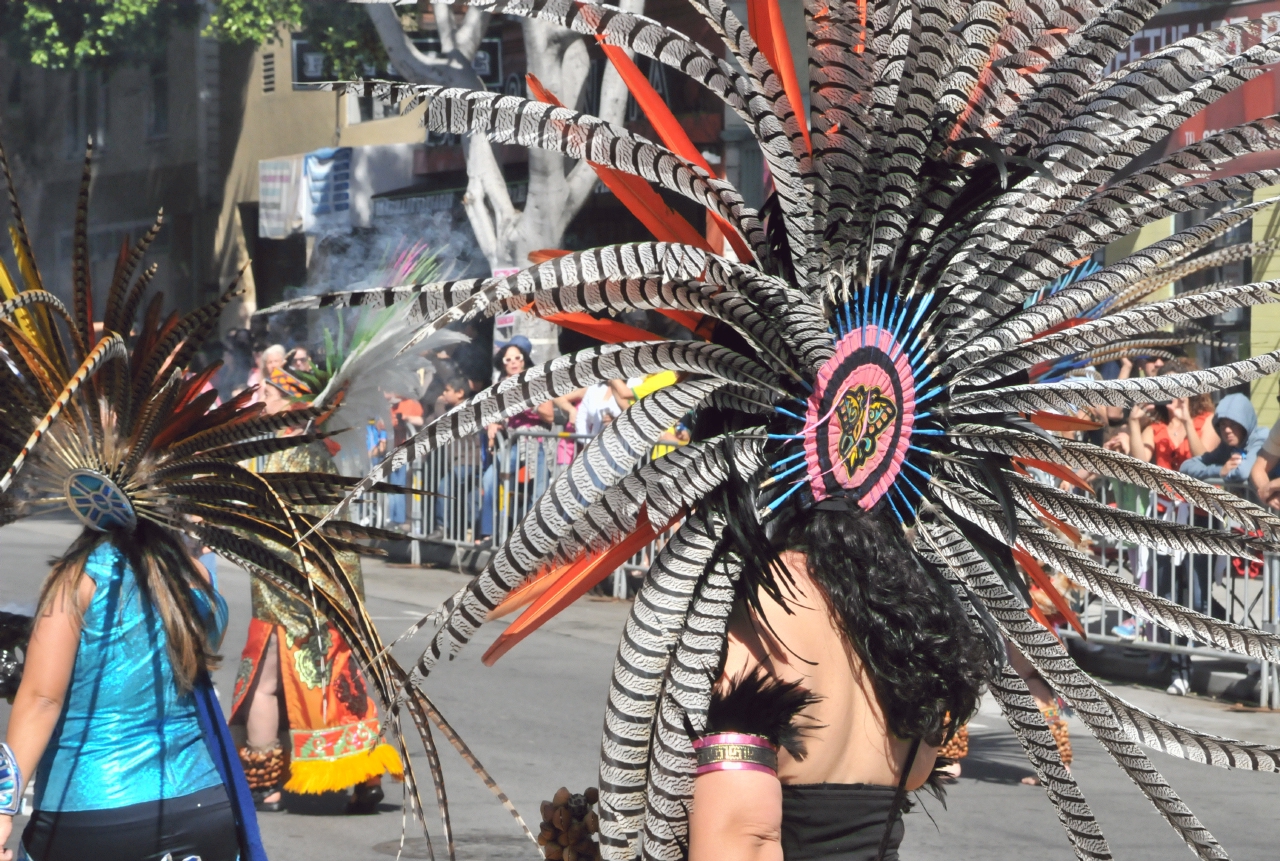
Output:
[{"xmin": 22, "ymin": 785, "xmax": 238, "ymax": 861}]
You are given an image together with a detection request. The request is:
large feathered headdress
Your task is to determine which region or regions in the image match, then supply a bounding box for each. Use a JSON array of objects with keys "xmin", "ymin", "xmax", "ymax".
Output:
[
  {"xmin": 0, "ymin": 140, "xmax": 537, "ymax": 861},
  {"xmin": 268, "ymin": 1, "xmax": 1280, "ymax": 858}
]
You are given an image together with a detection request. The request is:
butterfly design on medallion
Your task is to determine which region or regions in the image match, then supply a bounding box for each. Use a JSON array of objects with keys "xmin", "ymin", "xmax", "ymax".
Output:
[{"xmin": 835, "ymin": 385, "xmax": 897, "ymax": 475}]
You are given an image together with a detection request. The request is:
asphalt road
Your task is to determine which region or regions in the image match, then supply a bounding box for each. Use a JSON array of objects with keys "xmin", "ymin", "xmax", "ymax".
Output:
[{"xmin": 2, "ymin": 518, "xmax": 1278, "ymax": 860}]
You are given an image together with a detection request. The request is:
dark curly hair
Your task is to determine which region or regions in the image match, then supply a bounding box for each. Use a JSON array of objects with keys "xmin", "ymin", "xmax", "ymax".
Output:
[{"xmin": 772, "ymin": 506, "xmax": 994, "ymax": 747}]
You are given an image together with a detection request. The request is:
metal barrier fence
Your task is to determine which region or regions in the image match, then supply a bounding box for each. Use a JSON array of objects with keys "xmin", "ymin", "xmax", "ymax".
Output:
[
  {"xmin": 351, "ymin": 433, "xmax": 1280, "ymax": 705},
  {"xmin": 352, "ymin": 430, "xmax": 672, "ymax": 598},
  {"xmin": 1071, "ymin": 478, "xmax": 1279, "ymax": 707}
]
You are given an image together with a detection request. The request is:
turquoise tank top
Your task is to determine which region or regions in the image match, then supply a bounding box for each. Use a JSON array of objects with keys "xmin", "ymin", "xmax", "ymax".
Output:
[{"xmin": 34, "ymin": 542, "xmax": 227, "ymax": 811}]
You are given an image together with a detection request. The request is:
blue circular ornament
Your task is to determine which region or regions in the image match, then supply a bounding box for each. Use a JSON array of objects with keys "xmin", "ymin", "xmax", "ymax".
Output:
[{"xmin": 64, "ymin": 470, "xmax": 136, "ymax": 532}]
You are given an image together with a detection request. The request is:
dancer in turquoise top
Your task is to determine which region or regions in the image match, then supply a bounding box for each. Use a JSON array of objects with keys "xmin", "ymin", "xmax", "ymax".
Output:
[
  {"xmin": 33, "ymin": 540, "xmax": 226, "ymax": 813},
  {"xmin": 7, "ymin": 527, "xmax": 243, "ymax": 861},
  {"xmin": 0, "ymin": 138, "xmax": 374, "ymax": 861}
]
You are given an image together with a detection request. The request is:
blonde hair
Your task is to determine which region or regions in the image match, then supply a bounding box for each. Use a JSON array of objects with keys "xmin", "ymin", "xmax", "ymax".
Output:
[{"xmin": 38, "ymin": 522, "xmax": 219, "ymax": 691}]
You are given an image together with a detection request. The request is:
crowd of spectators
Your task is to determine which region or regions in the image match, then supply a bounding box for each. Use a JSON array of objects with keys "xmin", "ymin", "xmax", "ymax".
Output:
[
  {"xmin": 203, "ymin": 311, "xmax": 1278, "ymax": 701},
  {"xmin": 203, "ymin": 321, "xmax": 694, "ymax": 548},
  {"xmin": 1049, "ymin": 351, "xmax": 1279, "ymax": 700}
]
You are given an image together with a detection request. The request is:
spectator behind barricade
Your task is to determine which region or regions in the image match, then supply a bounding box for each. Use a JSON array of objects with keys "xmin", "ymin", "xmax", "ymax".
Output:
[
  {"xmin": 1248, "ymin": 391, "xmax": 1280, "ymax": 509},
  {"xmin": 219, "ymin": 327, "xmax": 254, "ymax": 399},
  {"xmin": 366, "ymin": 417, "xmax": 387, "ymax": 468},
  {"xmin": 611, "ymin": 371, "xmax": 684, "ymax": 456},
  {"xmin": 1123, "ymin": 365, "xmax": 1217, "ymax": 471},
  {"xmin": 384, "ymin": 391, "xmax": 425, "ymax": 532},
  {"xmin": 578, "ymin": 382, "xmax": 624, "ymax": 437},
  {"xmin": 430, "ymin": 377, "xmax": 482, "ymax": 539},
  {"xmin": 1179, "ymin": 393, "xmax": 1264, "ymax": 484},
  {"xmin": 1104, "ymin": 355, "xmax": 1166, "ymax": 425},
  {"xmin": 431, "ymin": 376, "xmax": 469, "ymax": 420},
  {"xmin": 480, "ymin": 336, "xmax": 553, "ymax": 544},
  {"xmin": 286, "ymin": 346, "xmax": 313, "ymax": 373},
  {"xmin": 249, "ymin": 344, "xmax": 286, "ymax": 404}
]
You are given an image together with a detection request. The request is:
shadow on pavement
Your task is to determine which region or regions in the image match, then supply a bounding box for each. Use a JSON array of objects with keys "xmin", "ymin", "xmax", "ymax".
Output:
[{"xmin": 958, "ymin": 732, "xmax": 1038, "ymax": 785}]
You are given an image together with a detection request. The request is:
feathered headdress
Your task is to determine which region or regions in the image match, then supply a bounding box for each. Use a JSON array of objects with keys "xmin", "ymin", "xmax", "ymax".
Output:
[
  {"xmin": 267, "ymin": 1, "xmax": 1280, "ymax": 858},
  {"xmin": 0, "ymin": 140, "xmax": 536, "ymax": 861}
]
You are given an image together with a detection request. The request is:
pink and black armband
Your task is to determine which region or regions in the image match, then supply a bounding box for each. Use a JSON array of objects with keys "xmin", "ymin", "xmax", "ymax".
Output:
[{"xmin": 692, "ymin": 732, "xmax": 778, "ymax": 776}]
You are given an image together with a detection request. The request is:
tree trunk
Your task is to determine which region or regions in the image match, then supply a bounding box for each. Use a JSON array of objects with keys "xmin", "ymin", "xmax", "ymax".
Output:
[{"xmin": 366, "ymin": 1, "xmax": 642, "ymax": 271}]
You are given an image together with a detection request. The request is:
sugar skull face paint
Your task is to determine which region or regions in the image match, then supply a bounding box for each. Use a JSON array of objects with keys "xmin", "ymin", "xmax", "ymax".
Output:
[{"xmin": 804, "ymin": 325, "xmax": 915, "ymax": 510}]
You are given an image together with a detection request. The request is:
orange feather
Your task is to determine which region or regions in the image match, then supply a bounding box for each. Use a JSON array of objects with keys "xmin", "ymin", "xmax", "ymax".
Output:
[
  {"xmin": 1011, "ymin": 457, "xmax": 1096, "ymax": 495},
  {"xmin": 1026, "ymin": 411, "xmax": 1103, "ymax": 433},
  {"xmin": 592, "ymin": 44, "xmax": 754, "ymax": 262},
  {"xmin": 488, "ymin": 562, "xmax": 573, "ymax": 621},
  {"xmin": 525, "ymin": 73, "xmax": 710, "ymax": 250},
  {"xmin": 482, "ymin": 514, "xmax": 663, "ymax": 665},
  {"xmin": 1010, "ymin": 546, "xmax": 1085, "ymax": 637},
  {"xmin": 544, "ymin": 312, "xmax": 665, "ymax": 344},
  {"xmin": 1026, "ymin": 497, "xmax": 1084, "ymax": 545},
  {"xmin": 745, "ymin": 0, "xmax": 812, "ymax": 154},
  {"xmin": 528, "ymin": 249, "xmax": 572, "ymax": 264},
  {"xmin": 1028, "ymin": 603, "xmax": 1061, "ymax": 639}
]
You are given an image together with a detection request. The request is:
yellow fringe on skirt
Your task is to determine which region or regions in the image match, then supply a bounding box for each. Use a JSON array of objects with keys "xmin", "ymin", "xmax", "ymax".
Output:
[{"xmin": 284, "ymin": 742, "xmax": 404, "ymax": 795}]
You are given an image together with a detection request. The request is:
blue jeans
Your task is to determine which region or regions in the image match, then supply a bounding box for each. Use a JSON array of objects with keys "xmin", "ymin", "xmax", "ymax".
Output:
[{"xmin": 387, "ymin": 465, "xmax": 408, "ymax": 524}]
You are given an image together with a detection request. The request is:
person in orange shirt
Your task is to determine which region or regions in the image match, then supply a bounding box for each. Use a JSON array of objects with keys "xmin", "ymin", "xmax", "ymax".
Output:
[{"xmin": 384, "ymin": 390, "xmax": 425, "ymax": 531}]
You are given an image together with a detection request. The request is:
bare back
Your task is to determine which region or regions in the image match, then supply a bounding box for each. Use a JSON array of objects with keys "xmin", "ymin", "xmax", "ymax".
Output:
[{"xmin": 721, "ymin": 550, "xmax": 938, "ymax": 790}]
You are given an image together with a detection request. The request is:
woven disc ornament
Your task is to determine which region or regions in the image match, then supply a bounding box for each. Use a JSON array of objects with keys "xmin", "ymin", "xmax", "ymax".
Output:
[
  {"xmin": 64, "ymin": 470, "xmax": 136, "ymax": 532},
  {"xmin": 804, "ymin": 325, "xmax": 915, "ymax": 510}
]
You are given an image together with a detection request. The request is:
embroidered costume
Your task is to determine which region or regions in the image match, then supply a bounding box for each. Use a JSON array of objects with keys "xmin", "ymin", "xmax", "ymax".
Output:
[
  {"xmin": 269, "ymin": 0, "xmax": 1280, "ymax": 858},
  {"xmin": 230, "ymin": 394, "xmax": 402, "ymax": 798}
]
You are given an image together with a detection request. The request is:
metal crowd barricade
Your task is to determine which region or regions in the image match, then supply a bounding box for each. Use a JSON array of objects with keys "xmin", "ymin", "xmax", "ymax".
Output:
[
  {"xmin": 1070, "ymin": 476, "xmax": 1279, "ymax": 706},
  {"xmin": 350, "ymin": 429, "xmax": 679, "ymax": 598},
  {"xmin": 340, "ymin": 433, "xmax": 1280, "ymax": 704}
]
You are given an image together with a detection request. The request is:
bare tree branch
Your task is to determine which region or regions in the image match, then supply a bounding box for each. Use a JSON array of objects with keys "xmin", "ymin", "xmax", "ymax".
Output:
[
  {"xmin": 366, "ymin": 0, "xmax": 647, "ymax": 269},
  {"xmin": 558, "ymin": 0, "xmax": 641, "ymax": 235},
  {"xmin": 366, "ymin": 3, "xmax": 480, "ymax": 89},
  {"xmin": 454, "ymin": 4, "xmax": 488, "ymax": 56},
  {"xmin": 368, "ymin": 2, "xmax": 515, "ymax": 266}
]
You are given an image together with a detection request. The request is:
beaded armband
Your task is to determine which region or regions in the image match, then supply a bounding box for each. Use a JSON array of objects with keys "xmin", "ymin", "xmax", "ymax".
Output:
[
  {"xmin": 0, "ymin": 742, "xmax": 22, "ymax": 816},
  {"xmin": 692, "ymin": 733, "xmax": 778, "ymax": 776}
]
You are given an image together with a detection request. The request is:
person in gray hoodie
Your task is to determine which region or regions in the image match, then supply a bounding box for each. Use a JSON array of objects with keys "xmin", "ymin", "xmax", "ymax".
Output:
[{"xmin": 1179, "ymin": 393, "xmax": 1267, "ymax": 484}]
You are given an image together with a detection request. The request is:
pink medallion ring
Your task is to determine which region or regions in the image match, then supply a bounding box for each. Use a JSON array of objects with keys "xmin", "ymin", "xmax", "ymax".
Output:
[{"xmin": 803, "ymin": 325, "xmax": 916, "ymax": 510}]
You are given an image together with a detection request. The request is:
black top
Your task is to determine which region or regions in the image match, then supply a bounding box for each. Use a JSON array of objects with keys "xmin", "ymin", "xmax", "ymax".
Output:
[{"xmin": 780, "ymin": 783, "xmax": 904, "ymax": 861}]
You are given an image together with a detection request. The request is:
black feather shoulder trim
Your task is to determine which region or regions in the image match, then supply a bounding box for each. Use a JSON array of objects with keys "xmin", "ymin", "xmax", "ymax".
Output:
[{"xmin": 704, "ymin": 666, "xmax": 822, "ymax": 760}]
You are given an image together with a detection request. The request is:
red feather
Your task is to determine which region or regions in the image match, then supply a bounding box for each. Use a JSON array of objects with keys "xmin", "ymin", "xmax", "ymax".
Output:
[
  {"xmin": 1026, "ymin": 411, "xmax": 1102, "ymax": 433},
  {"xmin": 482, "ymin": 513, "xmax": 663, "ymax": 665},
  {"xmin": 544, "ymin": 312, "xmax": 664, "ymax": 344},
  {"xmin": 1011, "ymin": 457, "xmax": 1096, "ymax": 495},
  {"xmin": 745, "ymin": 0, "xmax": 812, "ymax": 154},
  {"xmin": 1010, "ymin": 546, "xmax": 1085, "ymax": 637},
  {"xmin": 591, "ymin": 44, "xmax": 754, "ymax": 262}
]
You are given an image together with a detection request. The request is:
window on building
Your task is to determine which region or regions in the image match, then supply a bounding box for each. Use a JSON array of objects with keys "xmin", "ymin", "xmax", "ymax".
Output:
[
  {"xmin": 262, "ymin": 53, "xmax": 276, "ymax": 93},
  {"xmin": 65, "ymin": 70, "xmax": 108, "ymax": 158},
  {"xmin": 147, "ymin": 61, "xmax": 169, "ymax": 139}
]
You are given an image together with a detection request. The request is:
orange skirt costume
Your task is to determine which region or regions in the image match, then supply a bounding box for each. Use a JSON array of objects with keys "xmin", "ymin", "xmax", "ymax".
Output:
[
  {"xmin": 231, "ymin": 617, "xmax": 402, "ymax": 793},
  {"xmin": 232, "ymin": 441, "xmax": 402, "ymax": 794}
]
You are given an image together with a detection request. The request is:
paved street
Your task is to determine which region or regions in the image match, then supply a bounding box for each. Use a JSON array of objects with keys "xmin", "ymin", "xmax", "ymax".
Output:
[{"xmin": 2, "ymin": 518, "xmax": 1278, "ymax": 860}]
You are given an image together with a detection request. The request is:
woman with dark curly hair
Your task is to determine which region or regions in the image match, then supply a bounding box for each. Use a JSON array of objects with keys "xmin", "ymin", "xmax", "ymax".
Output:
[{"xmin": 689, "ymin": 507, "xmax": 994, "ymax": 861}]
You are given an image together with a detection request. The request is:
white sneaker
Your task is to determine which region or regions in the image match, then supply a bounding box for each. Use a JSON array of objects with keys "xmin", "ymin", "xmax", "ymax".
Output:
[{"xmin": 1166, "ymin": 675, "xmax": 1190, "ymax": 696}]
